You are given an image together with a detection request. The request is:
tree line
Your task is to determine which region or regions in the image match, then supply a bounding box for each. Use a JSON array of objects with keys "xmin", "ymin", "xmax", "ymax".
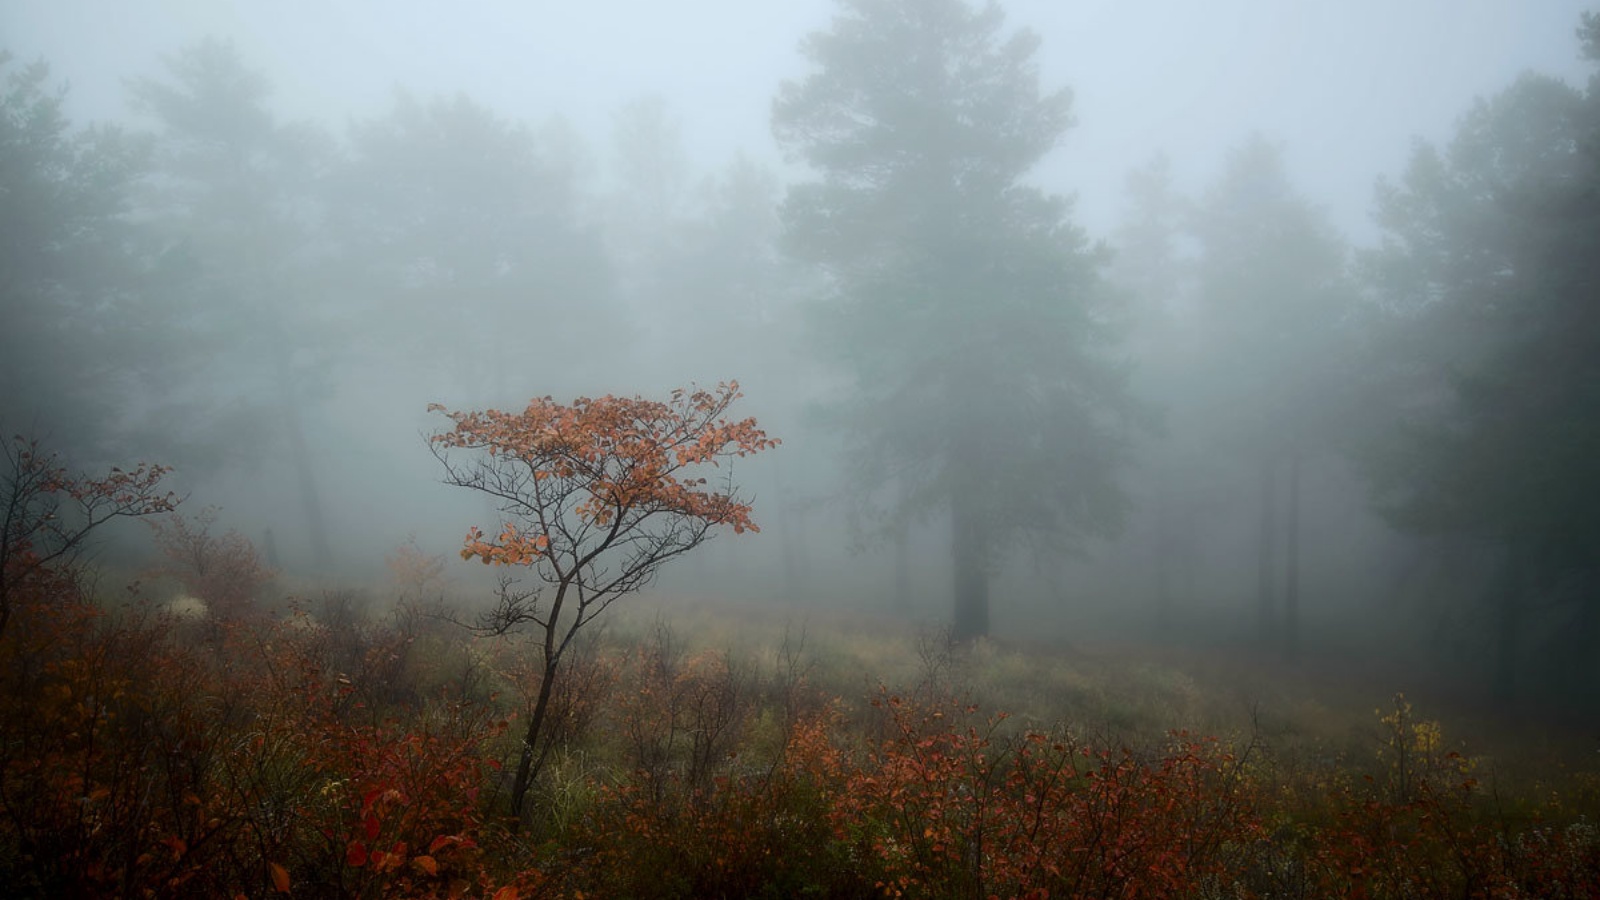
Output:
[{"xmin": 4, "ymin": 2, "xmax": 1599, "ymax": 702}]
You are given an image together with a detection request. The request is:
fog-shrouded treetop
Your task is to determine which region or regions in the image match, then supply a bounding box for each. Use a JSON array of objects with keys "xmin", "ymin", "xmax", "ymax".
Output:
[
  {"xmin": 0, "ymin": 52, "xmax": 151, "ymax": 463},
  {"xmin": 1186, "ymin": 136, "xmax": 1358, "ymax": 660},
  {"xmin": 776, "ymin": 0, "xmax": 1141, "ymax": 641},
  {"xmin": 1358, "ymin": 24, "xmax": 1600, "ymax": 697},
  {"xmin": 336, "ymin": 88, "xmax": 617, "ymax": 404},
  {"xmin": 127, "ymin": 38, "xmax": 345, "ymax": 566}
]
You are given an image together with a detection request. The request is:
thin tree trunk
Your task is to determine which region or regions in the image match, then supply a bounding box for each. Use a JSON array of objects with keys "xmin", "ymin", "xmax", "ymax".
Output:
[
  {"xmin": 1179, "ymin": 504, "xmax": 1198, "ymax": 612},
  {"xmin": 1256, "ymin": 456, "xmax": 1277, "ymax": 646},
  {"xmin": 1494, "ymin": 537, "xmax": 1524, "ymax": 703},
  {"xmin": 1156, "ymin": 555, "xmax": 1171, "ymax": 633},
  {"xmin": 1283, "ymin": 450, "xmax": 1302, "ymax": 661},
  {"xmin": 508, "ymin": 655, "xmax": 560, "ymax": 829},
  {"xmin": 951, "ymin": 484, "xmax": 988, "ymax": 642},
  {"xmin": 1558, "ymin": 579, "xmax": 1599, "ymax": 702},
  {"xmin": 775, "ymin": 455, "xmax": 799, "ymax": 601},
  {"xmin": 274, "ymin": 337, "xmax": 332, "ymax": 569},
  {"xmin": 1154, "ymin": 478, "xmax": 1171, "ymax": 633},
  {"xmin": 509, "ymin": 578, "xmax": 583, "ymax": 829},
  {"xmin": 893, "ymin": 518, "xmax": 910, "ymax": 612}
]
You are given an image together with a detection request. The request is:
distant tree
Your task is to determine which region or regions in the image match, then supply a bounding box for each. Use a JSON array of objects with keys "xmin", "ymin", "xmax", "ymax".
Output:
[
  {"xmin": 1187, "ymin": 136, "xmax": 1353, "ymax": 658},
  {"xmin": 337, "ymin": 93, "xmax": 615, "ymax": 401},
  {"xmin": 665, "ymin": 156, "xmax": 829, "ymax": 598},
  {"xmin": 598, "ymin": 103, "xmax": 822, "ymax": 599},
  {"xmin": 0, "ymin": 54, "xmax": 156, "ymax": 461},
  {"xmin": 128, "ymin": 39, "xmax": 342, "ymax": 567},
  {"xmin": 1107, "ymin": 153, "xmax": 1203, "ymax": 631},
  {"xmin": 1111, "ymin": 153, "xmax": 1191, "ymax": 345},
  {"xmin": 774, "ymin": 0, "xmax": 1138, "ymax": 640},
  {"xmin": 602, "ymin": 96, "xmax": 763, "ymax": 388},
  {"xmin": 428, "ymin": 382, "xmax": 777, "ymax": 825},
  {"xmin": 670, "ymin": 158, "xmax": 796, "ymax": 363},
  {"xmin": 595, "ymin": 95, "xmax": 693, "ymax": 373},
  {"xmin": 1359, "ymin": 45, "xmax": 1600, "ymax": 696},
  {"xmin": 609, "ymin": 95, "xmax": 691, "ymax": 251}
]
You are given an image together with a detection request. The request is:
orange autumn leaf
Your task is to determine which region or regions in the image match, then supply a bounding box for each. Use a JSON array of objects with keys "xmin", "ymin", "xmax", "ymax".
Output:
[
  {"xmin": 412, "ymin": 854, "xmax": 439, "ymax": 876},
  {"xmin": 269, "ymin": 861, "xmax": 290, "ymax": 894}
]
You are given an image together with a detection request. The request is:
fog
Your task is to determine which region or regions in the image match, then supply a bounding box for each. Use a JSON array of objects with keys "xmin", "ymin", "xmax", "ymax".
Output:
[
  {"xmin": 5, "ymin": 0, "xmax": 1598, "ymax": 707},
  {"xmin": 14, "ymin": 2, "xmax": 1589, "ymax": 236}
]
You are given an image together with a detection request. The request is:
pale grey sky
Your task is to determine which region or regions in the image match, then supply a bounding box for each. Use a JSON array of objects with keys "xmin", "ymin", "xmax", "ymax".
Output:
[{"xmin": 6, "ymin": 0, "xmax": 1593, "ymax": 238}]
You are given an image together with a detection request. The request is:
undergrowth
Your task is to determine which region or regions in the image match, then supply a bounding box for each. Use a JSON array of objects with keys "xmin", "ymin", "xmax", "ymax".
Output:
[{"xmin": 3, "ymin": 576, "xmax": 1598, "ymax": 898}]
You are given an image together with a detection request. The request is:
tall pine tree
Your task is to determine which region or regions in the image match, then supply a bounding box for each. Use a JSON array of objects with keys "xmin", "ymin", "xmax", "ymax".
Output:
[
  {"xmin": 1360, "ymin": 38, "xmax": 1600, "ymax": 697},
  {"xmin": 774, "ymin": 0, "xmax": 1137, "ymax": 639}
]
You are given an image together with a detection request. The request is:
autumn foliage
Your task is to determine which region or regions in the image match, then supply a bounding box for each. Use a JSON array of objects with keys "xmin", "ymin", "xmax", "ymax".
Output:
[
  {"xmin": 428, "ymin": 381, "xmax": 776, "ymax": 568},
  {"xmin": 5, "ymin": 587, "xmax": 1600, "ymax": 897}
]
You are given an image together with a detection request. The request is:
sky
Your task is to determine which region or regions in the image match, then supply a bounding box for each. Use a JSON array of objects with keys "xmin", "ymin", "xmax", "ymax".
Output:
[{"xmin": 5, "ymin": 0, "xmax": 1594, "ymax": 239}]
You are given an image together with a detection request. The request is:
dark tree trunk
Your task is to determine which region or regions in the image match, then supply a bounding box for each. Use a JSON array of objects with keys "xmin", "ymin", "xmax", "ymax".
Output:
[
  {"xmin": 1255, "ymin": 457, "xmax": 1278, "ymax": 645},
  {"xmin": 775, "ymin": 456, "xmax": 801, "ymax": 601},
  {"xmin": 1494, "ymin": 537, "xmax": 1525, "ymax": 703},
  {"xmin": 893, "ymin": 518, "xmax": 910, "ymax": 612},
  {"xmin": 1153, "ymin": 478, "xmax": 1172, "ymax": 633},
  {"xmin": 508, "ymin": 654, "xmax": 559, "ymax": 828},
  {"xmin": 283, "ymin": 407, "xmax": 332, "ymax": 569},
  {"xmin": 1156, "ymin": 554, "xmax": 1171, "ymax": 633},
  {"xmin": 1177, "ymin": 502, "xmax": 1199, "ymax": 612},
  {"xmin": 1556, "ymin": 578, "xmax": 1600, "ymax": 704},
  {"xmin": 1283, "ymin": 450, "xmax": 1302, "ymax": 660},
  {"xmin": 273, "ymin": 336, "xmax": 332, "ymax": 569},
  {"xmin": 951, "ymin": 485, "xmax": 988, "ymax": 642}
]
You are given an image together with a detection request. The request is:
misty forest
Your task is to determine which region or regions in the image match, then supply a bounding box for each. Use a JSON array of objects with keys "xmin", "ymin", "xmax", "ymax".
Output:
[{"xmin": 5, "ymin": 1, "xmax": 1600, "ymax": 897}]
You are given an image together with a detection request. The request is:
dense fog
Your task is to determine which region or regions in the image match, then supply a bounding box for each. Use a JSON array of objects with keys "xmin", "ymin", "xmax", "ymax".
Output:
[{"xmin": 5, "ymin": 0, "xmax": 1598, "ymax": 707}]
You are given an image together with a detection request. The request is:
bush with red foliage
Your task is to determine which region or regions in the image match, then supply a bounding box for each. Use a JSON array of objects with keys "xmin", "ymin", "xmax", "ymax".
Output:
[{"xmin": 830, "ymin": 693, "xmax": 1262, "ymax": 899}]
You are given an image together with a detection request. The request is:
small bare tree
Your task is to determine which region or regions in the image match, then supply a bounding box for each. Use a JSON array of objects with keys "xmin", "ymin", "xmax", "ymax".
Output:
[{"xmin": 427, "ymin": 382, "xmax": 777, "ymax": 824}]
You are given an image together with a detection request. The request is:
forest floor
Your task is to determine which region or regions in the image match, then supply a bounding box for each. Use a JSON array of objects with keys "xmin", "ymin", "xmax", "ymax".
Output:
[{"xmin": 4, "ymin": 574, "xmax": 1599, "ymax": 898}]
